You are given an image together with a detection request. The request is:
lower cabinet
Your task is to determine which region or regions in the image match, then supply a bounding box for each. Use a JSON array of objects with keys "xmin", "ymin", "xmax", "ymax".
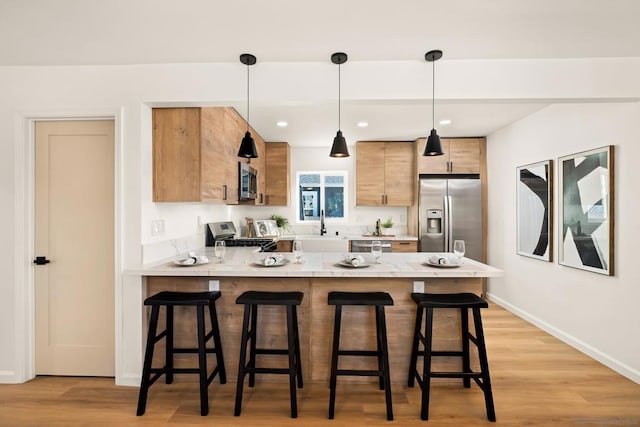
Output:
[
  {"xmin": 391, "ymin": 240, "xmax": 418, "ymax": 252},
  {"xmin": 276, "ymin": 240, "xmax": 293, "ymax": 252}
]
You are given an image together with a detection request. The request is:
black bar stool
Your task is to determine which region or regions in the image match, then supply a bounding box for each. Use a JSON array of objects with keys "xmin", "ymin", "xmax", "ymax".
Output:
[
  {"xmin": 408, "ymin": 292, "xmax": 495, "ymax": 421},
  {"xmin": 136, "ymin": 291, "xmax": 226, "ymax": 416},
  {"xmin": 234, "ymin": 291, "xmax": 304, "ymax": 418},
  {"xmin": 328, "ymin": 291, "xmax": 394, "ymax": 421}
]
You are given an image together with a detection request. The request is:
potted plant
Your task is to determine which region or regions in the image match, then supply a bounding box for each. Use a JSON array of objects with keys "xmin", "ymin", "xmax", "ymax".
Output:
[
  {"xmin": 381, "ymin": 217, "xmax": 394, "ymax": 235},
  {"xmin": 271, "ymin": 214, "xmax": 289, "ymax": 236}
]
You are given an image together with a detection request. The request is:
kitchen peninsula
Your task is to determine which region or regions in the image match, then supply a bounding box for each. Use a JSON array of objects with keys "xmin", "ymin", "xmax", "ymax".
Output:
[{"xmin": 126, "ymin": 248, "xmax": 502, "ymax": 385}]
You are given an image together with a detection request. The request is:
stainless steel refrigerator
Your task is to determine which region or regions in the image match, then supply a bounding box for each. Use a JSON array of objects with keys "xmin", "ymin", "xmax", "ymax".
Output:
[{"xmin": 419, "ymin": 175, "xmax": 483, "ymax": 261}]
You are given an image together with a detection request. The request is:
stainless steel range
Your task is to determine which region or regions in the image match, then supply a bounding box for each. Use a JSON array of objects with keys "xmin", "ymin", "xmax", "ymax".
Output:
[{"xmin": 205, "ymin": 221, "xmax": 276, "ymax": 251}]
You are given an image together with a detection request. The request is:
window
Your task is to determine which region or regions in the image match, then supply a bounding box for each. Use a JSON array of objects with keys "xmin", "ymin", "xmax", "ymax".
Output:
[{"xmin": 296, "ymin": 171, "xmax": 347, "ymax": 223}]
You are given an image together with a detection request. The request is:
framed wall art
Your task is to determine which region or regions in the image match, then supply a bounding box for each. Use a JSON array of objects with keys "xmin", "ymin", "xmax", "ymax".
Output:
[
  {"xmin": 558, "ymin": 145, "xmax": 614, "ymax": 275},
  {"xmin": 517, "ymin": 160, "xmax": 553, "ymax": 261}
]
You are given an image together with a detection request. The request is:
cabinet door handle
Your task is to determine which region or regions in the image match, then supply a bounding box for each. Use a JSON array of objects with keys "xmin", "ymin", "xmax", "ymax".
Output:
[
  {"xmin": 265, "ymin": 194, "xmax": 270, "ymax": 205},
  {"xmin": 450, "ymin": 161, "xmax": 453, "ymax": 172},
  {"xmin": 223, "ymin": 184, "xmax": 227, "ymax": 200},
  {"xmin": 385, "ymin": 195, "xmax": 388, "ymax": 204},
  {"xmin": 381, "ymin": 194, "xmax": 385, "ymax": 205}
]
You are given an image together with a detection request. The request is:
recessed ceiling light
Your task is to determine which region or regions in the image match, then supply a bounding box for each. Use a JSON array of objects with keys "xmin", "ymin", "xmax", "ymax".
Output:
[
  {"xmin": 276, "ymin": 121, "xmax": 288, "ymax": 127},
  {"xmin": 439, "ymin": 119, "xmax": 452, "ymax": 125},
  {"xmin": 356, "ymin": 121, "xmax": 368, "ymax": 127}
]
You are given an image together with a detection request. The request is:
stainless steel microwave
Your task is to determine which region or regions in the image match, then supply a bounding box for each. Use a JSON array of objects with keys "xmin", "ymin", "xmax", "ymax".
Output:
[{"xmin": 239, "ymin": 162, "xmax": 257, "ymax": 200}]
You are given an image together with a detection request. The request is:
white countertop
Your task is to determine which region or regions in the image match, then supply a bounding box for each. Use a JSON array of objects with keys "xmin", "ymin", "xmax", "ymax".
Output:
[
  {"xmin": 125, "ymin": 247, "xmax": 502, "ymax": 278},
  {"xmin": 276, "ymin": 234, "xmax": 418, "ymax": 241}
]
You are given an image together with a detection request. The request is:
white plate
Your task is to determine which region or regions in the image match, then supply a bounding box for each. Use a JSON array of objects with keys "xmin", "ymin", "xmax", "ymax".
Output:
[
  {"xmin": 337, "ymin": 260, "xmax": 370, "ymax": 268},
  {"xmin": 254, "ymin": 258, "xmax": 290, "ymax": 267},
  {"xmin": 424, "ymin": 260, "xmax": 461, "ymax": 268},
  {"xmin": 173, "ymin": 259, "xmax": 209, "ymax": 267}
]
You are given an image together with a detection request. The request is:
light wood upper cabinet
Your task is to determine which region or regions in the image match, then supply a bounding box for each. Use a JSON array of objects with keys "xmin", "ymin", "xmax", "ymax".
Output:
[
  {"xmin": 152, "ymin": 108, "xmax": 203, "ymax": 202},
  {"xmin": 356, "ymin": 141, "xmax": 414, "ymax": 206},
  {"xmin": 251, "ymin": 130, "xmax": 266, "ymax": 205},
  {"xmin": 265, "ymin": 142, "xmax": 290, "ymax": 206},
  {"xmin": 417, "ymin": 137, "xmax": 483, "ymax": 174},
  {"xmin": 153, "ymin": 106, "xmax": 261, "ymax": 204}
]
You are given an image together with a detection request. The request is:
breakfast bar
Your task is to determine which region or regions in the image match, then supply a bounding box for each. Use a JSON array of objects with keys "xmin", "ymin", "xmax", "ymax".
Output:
[{"xmin": 127, "ymin": 248, "xmax": 503, "ymax": 385}]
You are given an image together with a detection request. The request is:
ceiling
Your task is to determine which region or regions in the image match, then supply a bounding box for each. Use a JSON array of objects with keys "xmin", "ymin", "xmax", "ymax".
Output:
[{"xmin": 2, "ymin": 0, "xmax": 639, "ymax": 145}]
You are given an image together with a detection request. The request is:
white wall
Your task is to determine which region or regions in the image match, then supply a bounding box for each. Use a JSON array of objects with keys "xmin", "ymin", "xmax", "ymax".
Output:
[
  {"xmin": 487, "ymin": 102, "xmax": 640, "ymax": 383},
  {"xmin": 1, "ymin": 58, "xmax": 640, "ymax": 384}
]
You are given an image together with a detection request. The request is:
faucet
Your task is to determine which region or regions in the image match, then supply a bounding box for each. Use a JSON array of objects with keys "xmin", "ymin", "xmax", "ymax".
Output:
[{"xmin": 320, "ymin": 209, "xmax": 327, "ymax": 236}]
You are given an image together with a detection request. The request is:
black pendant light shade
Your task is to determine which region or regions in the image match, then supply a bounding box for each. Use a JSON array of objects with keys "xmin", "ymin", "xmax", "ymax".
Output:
[
  {"xmin": 238, "ymin": 131, "xmax": 258, "ymax": 158},
  {"xmin": 423, "ymin": 129, "xmax": 443, "ymax": 156},
  {"xmin": 330, "ymin": 52, "xmax": 350, "ymax": 158},
  {"xmin": 238, "ymin": 53, "xmax": 258, "ymax": 159},
  {"xmin": 330, "ymin": 130, "xmax": 349, "ymax": 157},
  {"xmin": 423, "ymin": 49, "xmax": 444, "ymax": 157}
]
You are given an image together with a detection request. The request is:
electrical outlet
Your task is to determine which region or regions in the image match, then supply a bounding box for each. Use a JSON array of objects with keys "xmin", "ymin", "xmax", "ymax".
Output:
[
  {"xmin": 197, "ymin": 215, "xmax": 204, "ymax": 226},
  {"xmin": 151, "ymin": 219, "xmax": 165, "ymax": 236},
  {"xmin": 209, "ymin": 280, "xmax": 219, "ymax": 291},
  {"xmin": 413, "ymin": 281, "xmax": 424, "ymax": 293}
]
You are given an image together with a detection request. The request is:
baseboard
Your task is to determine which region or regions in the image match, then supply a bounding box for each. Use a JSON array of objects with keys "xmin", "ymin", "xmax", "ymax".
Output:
[
  {"xmin": 0, "ymin": 371, "xmax": 19, "ymax": 384},
  {"xmin": 116, "ymin": 373, "xmax": 141, "ymax": 387},
  {"xmin": 487, "ymin": 293, "xmax": 640, "ymax": 384}
]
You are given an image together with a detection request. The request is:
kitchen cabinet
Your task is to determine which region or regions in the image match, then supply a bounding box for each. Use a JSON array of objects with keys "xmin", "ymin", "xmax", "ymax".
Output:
[
  {"xmin": 265, "ymin": 142, "xmax": 290, "ymax": 206},
  {"xmin": 153, "ymin": 107, "xmax": 266, "ymax": 204},
  {"xmin": 391, "ymin": 240, "xmax": 418, "ymax": 252},
  {"xmin": 275, "ymin": 240, "xmax": 293, "ymax": 252},
  {"xmin": 417, "ymin": 137, "xmax": 484, "ymax": 174},
  {"xmin": 251, "ymin": 131, "xmax": 266, "ymax": 205},
  {"xmin": 355, "ymin": 141, "xmax": 414, "ymax": 206}
]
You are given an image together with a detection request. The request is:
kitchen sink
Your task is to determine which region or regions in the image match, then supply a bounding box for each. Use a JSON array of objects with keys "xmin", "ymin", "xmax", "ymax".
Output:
[{"xmin": 280, "ymin": 235, "xmax": 349, "ymax": 252}]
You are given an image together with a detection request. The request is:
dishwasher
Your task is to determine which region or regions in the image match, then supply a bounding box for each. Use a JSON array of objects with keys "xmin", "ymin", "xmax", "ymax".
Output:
[{"xmin": 350, "ymin": 240, "xmax": 393, "ymax": 253}]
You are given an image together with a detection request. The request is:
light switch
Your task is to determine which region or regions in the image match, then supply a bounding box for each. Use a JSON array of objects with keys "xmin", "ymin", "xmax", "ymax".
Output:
[{"xmin": 151, "ymin": 219, "xmax": 165, "ymax": 236}]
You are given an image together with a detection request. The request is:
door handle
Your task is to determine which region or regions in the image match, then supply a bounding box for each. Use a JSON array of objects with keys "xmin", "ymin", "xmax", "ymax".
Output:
[
  {"xmin": 33, "ymin": 256, "xmax": 51, "ymax": 265},
  {"xmin": 381, "ymin": 194, "xmax": 385, "ymax": 205},
  {"xmin": 223, "ymin": 184, "xmax": 227, "ymax": 200}
]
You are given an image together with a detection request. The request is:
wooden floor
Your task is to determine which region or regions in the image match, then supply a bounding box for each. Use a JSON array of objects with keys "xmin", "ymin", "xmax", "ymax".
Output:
[{"xmin": 2, "ymin": 302, "xmax": 640, "ymax": 426}]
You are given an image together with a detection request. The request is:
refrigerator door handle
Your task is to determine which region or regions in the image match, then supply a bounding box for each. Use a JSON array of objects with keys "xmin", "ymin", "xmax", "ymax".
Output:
[
  {"xmin": 443, "ymin": 195, "xmax": 450, "ymax": 252},
  {"xmin": 448, "ymin": 195, "xmax": 454, "ymax": 252}
]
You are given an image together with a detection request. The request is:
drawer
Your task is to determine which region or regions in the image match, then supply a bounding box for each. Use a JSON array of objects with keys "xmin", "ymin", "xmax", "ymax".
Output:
[{"xmin": 391, "ymin": 241, "xmax": 417, "ymax": 252}]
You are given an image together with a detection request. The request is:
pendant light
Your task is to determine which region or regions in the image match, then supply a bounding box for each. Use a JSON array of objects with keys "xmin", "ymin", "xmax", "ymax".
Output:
[
  {"xmin": 423, "ymin": 49, "xmax": 444, "ymax": 157},
  {"xmin": 330, "ymin": 52, "xmax": 349, "ymax": 158},
  {"xmin": 238, "ymin": 53, "xmax": 258, "ymax": 159}
]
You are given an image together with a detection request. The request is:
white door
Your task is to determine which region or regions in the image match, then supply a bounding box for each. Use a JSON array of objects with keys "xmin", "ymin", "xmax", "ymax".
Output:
[{"xmin": 34, "ymin": 120, "xmax": 115, "ymax": 376}]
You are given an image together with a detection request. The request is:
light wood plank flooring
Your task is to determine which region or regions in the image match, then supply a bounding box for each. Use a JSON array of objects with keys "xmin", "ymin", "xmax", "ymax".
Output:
[{"xmin": 1, "ymin": 303, "xmax": 639, "ymax": 426}]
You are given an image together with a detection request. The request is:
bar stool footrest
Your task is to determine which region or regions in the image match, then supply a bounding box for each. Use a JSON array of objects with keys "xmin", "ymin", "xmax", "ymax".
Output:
[
  {"xmin": 430, "ymin": 371, "xmax": 483, "ymax": 379},
  {"xmin": 337, "ymin": 369, "xmax": 382, "ymax": 377},
  {"xmin": 255, "ymin": 348, "xmax": 290, "ymax": 355},
  {"xmin": 173, "ymin": 347, "xmax": 219, "ymax": 354},
  {"xmin": 338, "ymin": 349, "xmax": 379, "ymax": 357}
]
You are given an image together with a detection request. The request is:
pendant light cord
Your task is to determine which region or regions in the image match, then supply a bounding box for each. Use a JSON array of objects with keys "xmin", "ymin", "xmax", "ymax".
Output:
[
  {"xmin": 338, "ymin": 62, "xmax": 341, "ymax": 130},
  {"xmin": 246, "ymin": 64, "xmax": 250, "ymax": 132},
  {"xmin": 432, "ymin": 59, "xmax": 435, "ymax": 130}
]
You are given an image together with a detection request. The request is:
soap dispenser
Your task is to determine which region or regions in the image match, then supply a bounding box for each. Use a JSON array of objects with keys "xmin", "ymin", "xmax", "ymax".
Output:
[{"xmin": 375, "ymin": 218, "xmax": 381, "ymax": 236}]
